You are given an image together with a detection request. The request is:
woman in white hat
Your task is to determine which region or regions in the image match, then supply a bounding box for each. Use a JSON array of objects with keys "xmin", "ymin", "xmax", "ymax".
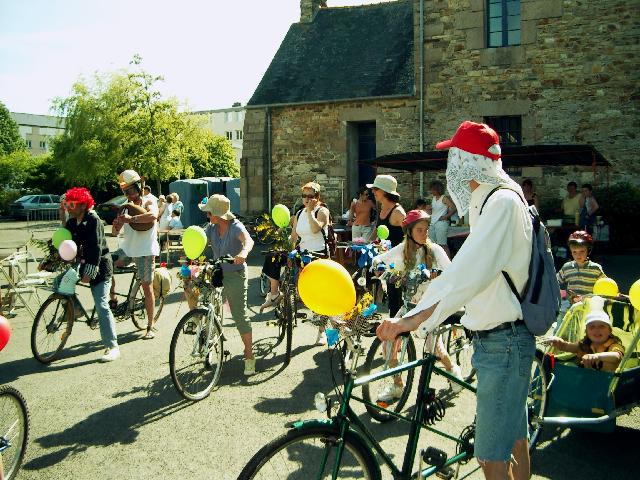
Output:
[
  {"xmin": 198, "ymin": 194, "xmax": 257, "ymax": 375},
  {"xmin": 368, "ymin": 174, "xmax": 406, "ymax": 316}
]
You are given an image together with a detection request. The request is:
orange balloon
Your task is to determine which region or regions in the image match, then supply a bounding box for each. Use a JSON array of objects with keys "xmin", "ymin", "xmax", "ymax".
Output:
[{"xmin": 298, "ymin": 259, "xmax": 356, "ymax": 316}]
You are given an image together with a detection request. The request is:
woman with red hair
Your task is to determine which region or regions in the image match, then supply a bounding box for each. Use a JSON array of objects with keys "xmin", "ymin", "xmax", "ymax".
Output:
[{"xmin": 63, "ymin": 187, "xmax": 120, "ymax": 362}]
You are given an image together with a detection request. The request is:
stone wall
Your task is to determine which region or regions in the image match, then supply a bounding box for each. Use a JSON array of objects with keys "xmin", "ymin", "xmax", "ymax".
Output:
[
  {"xmin": 418, "ymin": 0, "xmax": 640, "ymax": 206},
  {"xmin": 242, "ymin": 99, "xmax": 419, "ymax": 216}
]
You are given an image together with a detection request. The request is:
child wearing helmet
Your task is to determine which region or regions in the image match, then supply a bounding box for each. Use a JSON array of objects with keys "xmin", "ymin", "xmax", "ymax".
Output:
[
  {"xmin": 371, "ymin": 209, "xmax": 463, "ymax": 400},
  {"xmin": 557, "ymin": 230, "xmax": 606, "ymax": 305},
  {"xmin": 547, "ymin": 297, "xmax": 624, "ymax": 372}
]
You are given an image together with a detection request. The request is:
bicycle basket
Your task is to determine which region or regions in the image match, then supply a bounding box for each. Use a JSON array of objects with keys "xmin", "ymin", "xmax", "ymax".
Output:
[{"xmin": 54, "ymin": 267, "xmax": 80, "ymax": 295}]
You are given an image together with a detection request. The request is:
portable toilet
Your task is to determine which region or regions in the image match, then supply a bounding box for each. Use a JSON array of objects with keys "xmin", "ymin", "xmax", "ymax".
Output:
[
  {"xmin": 168, "ymin": 179, "xmax": 208, "ymax": 227},
  {"xmin": 199, "ymin": 177, "xmax": 224, "ymax": 197},
  {"xmin": 225, "ymin": 178, "xmax": 240, "ymax": 214}
]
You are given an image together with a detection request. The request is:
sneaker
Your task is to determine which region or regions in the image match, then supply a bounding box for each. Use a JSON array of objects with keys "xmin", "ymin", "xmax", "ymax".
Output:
[
  {"xmin": 142, "ymin": 330, "xmax": 156, "ymax": 340},
  {"xmin": 244, "ymin": 358, "xmax": 256, "ymax": 376},
  {"xmin": 376, "ymin": 384, "xmax": 404, "ymax": 403},
  {"xmin": 100, "ymin": 347, "xmax": 120, "ymax": 362},
  {"xmin": 315, "ymin": 328, "xmax": 327, "ymax": 346},
  {"xmin": 259, "ymin": 292, "xmax": 281, "ymax": 312},
  {"xmin": 449, "ymin": 364, "xmax": 464, "ymax": 393}
]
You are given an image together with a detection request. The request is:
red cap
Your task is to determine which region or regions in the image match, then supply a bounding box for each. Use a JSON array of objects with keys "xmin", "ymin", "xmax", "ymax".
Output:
[
  {"xmin": 402, "ymin": 209, "xmax": 430, "ymax": 228},
  {"xmin": 435, "ymin": 121, "xmax": 502, "ymax": 160}
]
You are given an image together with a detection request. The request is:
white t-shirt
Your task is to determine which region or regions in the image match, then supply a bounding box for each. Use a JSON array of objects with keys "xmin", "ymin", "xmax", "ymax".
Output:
[
  {"xmin": 120, "ymin": 198, "xmax": 160, "ymax": 258},
  {"xmin": 431, "ymin": 195, "xmax": 449, "ymax": 223}
]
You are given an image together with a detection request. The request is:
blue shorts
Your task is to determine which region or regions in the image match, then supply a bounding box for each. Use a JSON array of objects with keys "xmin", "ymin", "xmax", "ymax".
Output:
[{"xmin": 471, "ymin": 322, "xmax": 535, "ymax": 462}]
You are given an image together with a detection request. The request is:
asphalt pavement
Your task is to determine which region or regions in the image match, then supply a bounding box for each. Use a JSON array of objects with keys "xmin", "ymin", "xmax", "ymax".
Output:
[{"xmin": 0, "ymin": 219, "xmax": 638, "ymax": 479}]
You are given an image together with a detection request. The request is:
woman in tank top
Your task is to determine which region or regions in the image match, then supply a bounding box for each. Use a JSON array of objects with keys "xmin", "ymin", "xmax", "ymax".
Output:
[
  {"xmin": 368, "ymin": 174, "xmax": 406, "ymax": 316},
  {"xmin": 347, "ymin": 187, "xmax": 377, "ymax": 241}
]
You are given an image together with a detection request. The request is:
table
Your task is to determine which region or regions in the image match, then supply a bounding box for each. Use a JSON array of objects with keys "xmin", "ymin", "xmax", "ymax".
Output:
[{"xmin": 158, "ymin": 228, "xmax": 184, "ymax": 266}]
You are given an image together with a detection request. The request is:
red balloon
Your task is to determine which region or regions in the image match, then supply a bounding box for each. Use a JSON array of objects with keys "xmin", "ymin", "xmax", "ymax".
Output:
[{"xmin": 0, "ymin": 316, "xmax": 11, "ymax": 351}]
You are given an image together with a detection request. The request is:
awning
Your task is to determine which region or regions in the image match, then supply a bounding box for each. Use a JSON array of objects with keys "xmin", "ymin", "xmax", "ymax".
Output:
[{"xmin": 362, "ymin": 144, "xmax": 611, "ymax": 172}]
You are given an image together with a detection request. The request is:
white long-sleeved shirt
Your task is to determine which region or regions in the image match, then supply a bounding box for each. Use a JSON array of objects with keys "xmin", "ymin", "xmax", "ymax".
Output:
[{"xmin": 406, "ymin": 184, "xmax": 532, "ymax": 334}]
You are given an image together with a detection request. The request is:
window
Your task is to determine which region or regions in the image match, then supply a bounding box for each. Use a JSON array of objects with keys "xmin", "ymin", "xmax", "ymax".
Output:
[
  {"xmin": 487, "ymin": 0, "xmax": 520, "ymax": 47},
  {"xmin": 225, "ymin": 131, "xmax": 233, "ymax": 140},
  {"xmin": 25, "ymin": 140, "xmax": 32, "ymax": 148},
  {"xmin": 235, "ymin": 130, "xmax": 243, "ymax": 140},
  {"xmin": 39, "ymin": 141, "xmax": 46, "ymax": 149},
  {"xmin": 484, "ymin": 116, "xmax": 522, "ymax": 145}
]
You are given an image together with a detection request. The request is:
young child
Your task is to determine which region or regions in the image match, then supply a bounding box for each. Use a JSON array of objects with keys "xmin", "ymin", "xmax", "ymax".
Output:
[
  {"xmin": 168, "ymin": 209, "xmax": 183, "ymax": 230},
  {"xmin": 557, "ymin": 230, "xmax": 606, "ymax": 305},
  {"xmin": 372, "ymin": 209, "xmax": 463, "ymax": 400},
  {"xmin": 547, "ymin": 297, "xmax": 624, "ymax": 372}
]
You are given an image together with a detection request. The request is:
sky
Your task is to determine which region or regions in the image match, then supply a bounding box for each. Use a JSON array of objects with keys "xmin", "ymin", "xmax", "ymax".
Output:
[{"xmin": 0, "ymin": 0, "xmax": 390, "ymax": 116}]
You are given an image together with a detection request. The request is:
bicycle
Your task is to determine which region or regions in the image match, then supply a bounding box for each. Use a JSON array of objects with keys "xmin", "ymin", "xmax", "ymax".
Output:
[
  {"xmin": 0, "ymin": 385, "xmax": 29, "ymax": 480},
  {"xmin": 239, "ymin": 343, "xmax": 546, "ymax": 479},
  {"xmin": 336, "ymin": 241, "xmax": 386, "ymax": 306},
  {"xmin": 169, "ymin": 255, "xmax": 235, "ymax": 401},
  {"xmin": 30, "ymin": 264, "xmax": 164, "ymax": 364},
  {"xmin": 361, "ymin": 265, "xmax": 475, "ymax": 422}
]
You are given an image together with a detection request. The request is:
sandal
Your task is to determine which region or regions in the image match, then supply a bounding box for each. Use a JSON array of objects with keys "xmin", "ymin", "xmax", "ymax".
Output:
[{"xmin": 142, "ymin": 330, "xmax": 156, "ymax": 340}]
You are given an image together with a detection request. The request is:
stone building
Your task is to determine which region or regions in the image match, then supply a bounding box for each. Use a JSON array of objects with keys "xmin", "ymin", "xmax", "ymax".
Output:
[{"xmin": 241, "ymin": 0, "xmax": 639, "ymax": 216}]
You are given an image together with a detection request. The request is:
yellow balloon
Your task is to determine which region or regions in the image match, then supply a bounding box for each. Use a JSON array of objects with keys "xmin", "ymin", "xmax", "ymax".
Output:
[
  {"xmin": 629, "ymin": 279, "xmax": 640, "ymax": 310},
  {"xmin": 182, "ymin": 226, "xmax": 207, "ymax": 260},
  {"xmin": 298, "ymin": 259, "xmax": 356, "ymax": 316},
  {"xmin": 593, "ymin": 277, "xmax": 619, "ymax": 297}
]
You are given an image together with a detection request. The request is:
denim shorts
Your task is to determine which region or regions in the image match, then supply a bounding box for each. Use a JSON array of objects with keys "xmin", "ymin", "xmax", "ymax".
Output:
[{"xmin": 471, "ymin": 322, "xmax": 535, "ymax": 462}]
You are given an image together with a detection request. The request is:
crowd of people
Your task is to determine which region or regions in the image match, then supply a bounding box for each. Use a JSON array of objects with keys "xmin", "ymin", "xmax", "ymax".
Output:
[{"xmin": 51, "ymin": 120, "xmax": 616, "ymax": 480}]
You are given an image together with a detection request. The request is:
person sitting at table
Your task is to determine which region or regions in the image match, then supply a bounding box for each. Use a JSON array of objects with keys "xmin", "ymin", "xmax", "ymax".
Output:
[
  {"xmin": 169, "ymin": 209, "xmax": 183, "ymax": 230},
  {"xmin": 561, "ymin": 181, "xmax": 583, "ymax": 225}
]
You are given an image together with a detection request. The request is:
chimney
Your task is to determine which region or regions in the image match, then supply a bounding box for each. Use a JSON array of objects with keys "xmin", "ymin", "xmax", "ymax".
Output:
[{"xmin": 300, "ymin": 0, "xmax": 326, "ymax": 23}]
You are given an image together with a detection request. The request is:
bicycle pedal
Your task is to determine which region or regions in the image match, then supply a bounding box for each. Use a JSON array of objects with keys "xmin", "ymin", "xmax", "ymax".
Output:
[
  {"xmin": 422, "ymin": 447, "xmax": 447, "ymax": 468},
  {"xmin": 296, "ymin": 312, "xmax": 308, "ymax": 319},
  {"xmin": 435, "ymin": 466, "xmax": 455, "ymax": 480}
]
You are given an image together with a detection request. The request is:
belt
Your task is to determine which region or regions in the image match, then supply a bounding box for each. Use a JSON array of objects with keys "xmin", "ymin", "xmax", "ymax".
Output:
[{"xmin": 472, "ymin": 319, "xmax": 525, "ymax": 338}]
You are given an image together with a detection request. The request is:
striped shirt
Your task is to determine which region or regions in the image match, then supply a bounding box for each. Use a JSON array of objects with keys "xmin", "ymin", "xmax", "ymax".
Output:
[{"xmin": 557, "ymin": 260, "xmax": 606, "ymax": 296}]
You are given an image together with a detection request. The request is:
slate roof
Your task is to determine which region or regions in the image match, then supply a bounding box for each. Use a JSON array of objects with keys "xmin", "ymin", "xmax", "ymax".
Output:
[{"xmin": 247, "ymin": 1, "xmax": 414, "ymax": 107}]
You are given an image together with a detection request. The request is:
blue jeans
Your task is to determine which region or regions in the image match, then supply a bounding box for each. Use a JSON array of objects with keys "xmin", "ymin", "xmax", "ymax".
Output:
[
  {"xmin": 471, "ymin": 322, "xmax": 535, "ymax": 462},
  {"xmin": 91, "ymin": 278, "xmax": 118, "ymax": 349}
]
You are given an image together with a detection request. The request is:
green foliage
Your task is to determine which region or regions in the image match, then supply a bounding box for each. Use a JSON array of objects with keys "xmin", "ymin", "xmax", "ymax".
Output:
[
  {"xmin": 191, "ymin": 129, "xmax": 240, "ymax": 178},
  {"xmin": 51, "ymin": 56, "xmax": 209, "ymax": 190},
  {"xmin": 597, "ymin": 182, "xmax": 640, "ymax": 250},
  {"xmin": 0, "ymin": 101, "xmax": 25, "ymax": 155}
]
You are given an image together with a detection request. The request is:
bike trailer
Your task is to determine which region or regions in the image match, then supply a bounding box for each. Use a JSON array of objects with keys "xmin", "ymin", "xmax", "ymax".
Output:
[{"xmin": 543, "ymin": 296, "xmax": 640, "ymax": 432}]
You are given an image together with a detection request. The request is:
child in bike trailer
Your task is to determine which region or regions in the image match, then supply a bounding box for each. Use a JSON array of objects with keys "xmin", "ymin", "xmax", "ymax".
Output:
[
  {"xmin": 547, "ymin": 296, "xmax": 624, "ymax": 372},
  {"xmin": 371, "ymin": 209, "xmax": 464, "ymax": 402},
  {"xmin": 556, "ymin": 230, "xmax": 606, "ymax": 318}
]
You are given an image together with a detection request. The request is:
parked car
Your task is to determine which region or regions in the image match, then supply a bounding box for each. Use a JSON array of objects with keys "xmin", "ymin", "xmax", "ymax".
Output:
[
  {"xmin": 95, "ymin": 195, "xmax": 128, "ymax": 224},
  {"xmin": 10, "ymin": 194, "xmax": 61, "ymax": 220}
]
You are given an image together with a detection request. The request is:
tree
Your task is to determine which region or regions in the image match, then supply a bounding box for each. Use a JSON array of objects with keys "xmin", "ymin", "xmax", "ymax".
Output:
[
  {"xmin": 51, "ymin": 57, "xmax": 208, "ymax": 192},
  {"xmin": 191, "ymin": 129, "xmax": 240, "ymax": 179},
  {"xmin": 0, "ymin": 101, "xmax": 25, "ymax": 155}
]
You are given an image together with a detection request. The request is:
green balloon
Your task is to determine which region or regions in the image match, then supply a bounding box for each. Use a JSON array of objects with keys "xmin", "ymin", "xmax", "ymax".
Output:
[
  {"xmin": 271, "ymin": 204, "xmax": 291, "ymax": 228},
  {"xmin": 377, "ymin": 225, "xmax": 390, "ymax": 240},
  {"xmin": 52, "ymin": 228, "xmax": 72, "ymax": 249},
  {"xmin": 182, "ymin": 226, "xmax": 207, "ymax": 260}
]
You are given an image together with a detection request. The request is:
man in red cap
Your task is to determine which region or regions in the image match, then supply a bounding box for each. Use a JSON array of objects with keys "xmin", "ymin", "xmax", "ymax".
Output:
[{"xmin": 377, "ymin": 121, "xmax": 534, "ymax": 480}]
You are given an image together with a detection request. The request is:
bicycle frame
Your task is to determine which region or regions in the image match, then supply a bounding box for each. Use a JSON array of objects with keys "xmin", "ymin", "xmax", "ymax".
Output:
[
  {"xmin": 300, "ymin": 355, "xmax": 477, "ymax": 479},
  {"xmin": 190, "ymin": 288, "xmax": 225, "ymax": 358}
]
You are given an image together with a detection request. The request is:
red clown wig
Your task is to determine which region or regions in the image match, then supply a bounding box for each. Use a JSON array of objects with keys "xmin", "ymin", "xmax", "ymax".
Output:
[{"xmin": 64, "ymin": 187, "xmax": 95, "ymax": 210}]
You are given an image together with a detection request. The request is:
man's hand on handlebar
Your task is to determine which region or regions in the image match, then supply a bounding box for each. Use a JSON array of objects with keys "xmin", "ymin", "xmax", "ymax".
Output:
[{"xmin": 376, "ymin": 318, "xmax": 406, "ymax": 341}]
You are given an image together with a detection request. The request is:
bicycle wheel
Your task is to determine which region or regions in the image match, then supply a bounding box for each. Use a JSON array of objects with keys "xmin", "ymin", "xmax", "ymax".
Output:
[
  {"xmin": 282, "ymin": 288, "xmax": 295, "ymax": 365},
  {"xmin": 129, "ymin": 280, "xmax": 164, "ymax": 330},
  {"xmin": 30, "ymin": 294, "xmax": 73, "ymax": 364},
  {"xmin": 0, "ymin": 385, "xmax": 30, "ymax": 480},
  {"xmin": 259, "ymin": 273, "xmax": 269, "ymax": 297},
  {"xmin": 447, "ymin": 325, "xmax": 475, "ymax": 383},
  {"xmin": 169, "ymin": 308, "xmax": 224, "ymax": 401},
  {"xmin": 238, "ymin": 425, "xmax": 380, "ymax": 479},
  {"xmin": 528, "ymin": 352, "xmax": 548, "ymax": 450},
  {"xmin": 362, "ymin": 333, "xmax": 416, "ymax": 422}
]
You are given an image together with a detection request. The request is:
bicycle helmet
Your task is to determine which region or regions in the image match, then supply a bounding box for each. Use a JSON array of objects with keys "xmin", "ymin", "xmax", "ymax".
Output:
[
  {"xmin": 567, "ymin": 230, "xmax": 593, "ymax": 249},
  {"xmin": 402, "ymin": 209, "xmax": 430, "ymax": 231}
]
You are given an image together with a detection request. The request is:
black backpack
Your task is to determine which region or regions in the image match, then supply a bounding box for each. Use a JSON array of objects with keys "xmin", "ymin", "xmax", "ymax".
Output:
[
  {"xmin": 480, "ymin": 187, "xmax": 562, "ymax": 335},
  {"xmin": 296, "ymin": 204, "xmax": 336, "ymax": 258}
]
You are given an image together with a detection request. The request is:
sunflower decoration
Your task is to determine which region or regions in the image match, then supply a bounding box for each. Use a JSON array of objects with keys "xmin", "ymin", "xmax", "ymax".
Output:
[{"xmin": 254, "ymin": 213, "xmax": 293, "ymax": 251}]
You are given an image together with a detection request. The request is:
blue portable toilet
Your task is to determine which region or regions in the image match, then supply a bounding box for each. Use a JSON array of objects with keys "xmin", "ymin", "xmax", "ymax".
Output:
[
  {"xmin": 168, "ymin": 179, "xmax": 208, "ymax": 227},
  {"xmin": 226, "ymin": 178, "xmax": 240, "ymax": 214}
]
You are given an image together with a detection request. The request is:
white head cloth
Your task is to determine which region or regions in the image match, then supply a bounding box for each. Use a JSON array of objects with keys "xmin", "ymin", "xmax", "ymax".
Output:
[{"xmin": 445, "ymin": 147, "xmax": 524, "ymax": 217}]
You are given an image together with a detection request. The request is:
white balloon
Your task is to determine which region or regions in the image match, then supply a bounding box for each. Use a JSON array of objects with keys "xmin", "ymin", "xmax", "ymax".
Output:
[{"xmin": 58, "ymin": 239, "xmax": 77, "ymax": 261}]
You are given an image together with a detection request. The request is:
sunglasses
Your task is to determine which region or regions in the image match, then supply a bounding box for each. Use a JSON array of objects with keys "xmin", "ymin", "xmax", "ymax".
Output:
[
  {"xmin": 122, "ymin": 187, "xmax": 137, "ymax": 195},
  {"xmin": 63, "ymin": 201, "xmax": 77, "ymax": 209},
  {"xmin": 301, "ymin": 194, "xmax": 317, "ymax": 199}
]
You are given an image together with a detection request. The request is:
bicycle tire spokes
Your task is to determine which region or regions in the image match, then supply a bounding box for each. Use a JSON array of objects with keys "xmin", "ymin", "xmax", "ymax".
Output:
[{"xmin": 0, "ymin": 385, "xmax": 30, "ymax": 480}]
